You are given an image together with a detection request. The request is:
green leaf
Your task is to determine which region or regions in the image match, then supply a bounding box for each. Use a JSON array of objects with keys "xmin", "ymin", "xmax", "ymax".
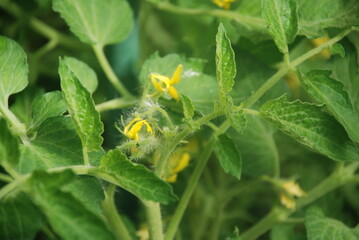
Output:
[
  {"xmin": 30, "ymin": 91, "xmax": 67, "ymax": 131},
  {"xmin": 0, "ymin": 119, "xmax": 19, "ymax": 166},
  {"xmin": 180, "ymin": 94, "xmax": 194, "ymax": 119},
  {"xmin": 140, "ymin": 53, "xmax": 218, "ymax": 114},
  {"xmin": 98, "ymin": 149, "xmax": 177, "ymax": 204},
  {"xmin": 329, "ymin": 41, "xmax": 359, "ymax": 112},
  {"xmin": 297, "ymin": 0, "xmax": 359, "ymax": 38},
  {"xmin": 301, "ymin": 70, "xmax": 359, "ymax": 143},
  {"xmin": 262, "ymin": 0, "xmax": 298, "ymax": 53},
  {"xmin": 216, "ymin": 24, "xmax": 236, "ymax": 98},
  {"xmin": 231, "ymin": 0, "xmax": 270, "ymax": 43},
  {"xmin": 62, "ymin": 57, "xmax": 98, "ymax": 94},
  {"xmin": 260, "ymin": 95, "xmax": 359, "ymax": 162},
  {"xmin": 59, "ymin": 58, "xmax": 104, "ymax": 151},
  {"xmin": 0, "ymin": 36, "xmax": 28, "ymax": 106},
  {"xmin": 229, "ymin": 116, "xmax": 279, "ymax": 177},
  {"xmin": 0, "ymin": 194, "xmax": 42, "ymax": 240},
  {"xmin": 27, "ymin": 170, "xmax": 115, "ymax": 240},
  {"xmin": 62, "ymin": 176, "xmax": 105, "ymax": 216},
  {"xmin": 305, "ymin": 207, "xmax": 358, "ymax": 240},
  {"xmin": 214, "ymin": 134, "xmax": 242, "ymax": 180},
  {"xmin": 330, "ymin": 43, "xmax": 345, "ymax": 58},
  {"xmin": 53, "ymin": 0, "xmax": 133, "ymax": 46},
  {"xmin": 17, "ymin": 116, "xmax": 83, "ymax": 174},
  {"xmin": 227, "ymin": 105, "xmax": 247, "ymax": 134}
]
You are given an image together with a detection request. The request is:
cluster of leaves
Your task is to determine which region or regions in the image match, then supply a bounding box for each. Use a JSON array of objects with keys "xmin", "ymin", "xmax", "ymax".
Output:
[{"xmin": 0, "ymin": 0, "xmax": 359, "ymax": 240}]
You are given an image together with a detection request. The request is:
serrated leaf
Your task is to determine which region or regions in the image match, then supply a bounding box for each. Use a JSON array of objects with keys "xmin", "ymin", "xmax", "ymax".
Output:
[
  {"xmin": 180, "ymin": 94, "xmax": 194, "ymax": 119},
  {"xmin": 140, "ymin": 53, "xmax": 218, "ymax": 114},
  {"xmin": 262, "ymin": 0, "xmax": 298, "ymax": 53},
  {"xmin": 30, "ymin": 91, "xmax": 67, "ymax": 131},
  {"xmin": 53, "ymin": 0, "xmax": 133, "ymax": 46},
  {"xmin": 98, "ymin": 149, "xmax": 177, "ymax": 204},
  {"xmin": 27, "ymin": 170, "xmax": 115, "ymax": 240},
  {"xmin": 305, "ymin": 207, "xmax": 358, "ymax": 240},
  {"xmin": 0, "ymin": 193, "xmax": 42, "ymax": 240},
  {"xmin": 59, "ymin": 58, "xmax": 104, "ymax": 151},
  {"xmin": 297, "ymin": 0, "xmax": 359, "ymax": 38},
  {"xmin": 330, "ymin": 43, "xmax": 345, "ymax": 58},
  {"xmin": 227, "ymin": 105, "xmax": 247, "ymax": 134},
  {"xmin": 229, "ymin": 116, "xmax": 279, "ymax": 177},
  {"xmin": 17, "ymin": 116, "xmax": 83, "ymax": 174},
  {"xmin": 260, "ymin": 95, "xmax": 359, "ymax": 162},
  {"xmin": 0, "ymin": 36, "xmax": 28, "ymax": 106},
  {"xmin": 301, "ymin": 70, "xmax": 359, "ymax": 143},
  {"xmin": 0, "ymin": 119, "xmax": 19, "ymax": 166},
  {"xmin": 62, "ymin": 57, "xmax": 98, "ymax": 94},
  {"xmin": 214, "ymin": 134, "xmax": 242, "ymax": 180},
  {"xmin": 216, "ymin": 24, "xmax": 236, "ymax": 98}
]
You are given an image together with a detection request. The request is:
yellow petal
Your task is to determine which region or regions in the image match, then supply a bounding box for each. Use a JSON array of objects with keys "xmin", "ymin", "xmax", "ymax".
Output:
[
  {"xmin": 124, "ymin": 118, "xmax": 142, "ymax": 136},
  {"xmin": 168, "ymin": 86, "xmax": 180, "ymax": 101},
  {"xmin": 173, "ymin": 153, "xmax": 190, "ymax": 173},
  {"xmin": 280, "ymin": 193, "xmax": 296, "ymax": 210},
  {"xmin": 170, "ymin": 64, "xmax": 183, "ymax": 85},
  {"xmin": 151, "ymin": 73, "xmax": 170, "ymax": 92},
  {"xmin": 167, "ymin": 174, "xmax": 178, "ymax": 183},
  {"xmin": 283, "ymin": 181, "xmax": 306, "ymax": 197},
  {"xmin": 128, "ymin": 121, "xmax": 145, "ymax": 140},
  {"xmin": 142, "ymin": 120, "xmax": 153, "ymax": 134}
]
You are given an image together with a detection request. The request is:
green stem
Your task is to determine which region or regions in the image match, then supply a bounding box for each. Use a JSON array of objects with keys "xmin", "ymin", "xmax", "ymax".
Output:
[
  {"xmin": 155, "ymin": 110, "xmax": 224, "ymax": 177},
  {"xmin": 243, "ymin": 28, "xmax": 352, "ymax": 108},
  {"xmin": 0, "ymin": 0, "xmax": 84, "ymax": 49},
  {"xmin": 0, "ymin": 104, "xmax": 28, "ymax": 143},
  {"xmin": 0, "ymin": 173, "xmax": 13, "ymax": 183},
  {"xmin": 243, "ymin": 67, "xmax": 289, "ymax": 108},
  {"xmin": 144, "ymin": 201, "xmax": 164, "ymax": 240},
  {"xmin": 92, "ymin": 45, "xmax": 133, "ymax": 98},
  {"xmin": 103, "ymin": 184, "xmax": 133, "ymax": 240},
  {"xmin": 240, "ymin": 162, "xmax": 359, "ymax": 240},
  {"xmin": 148, "ymin": 1, "xmax": 266, "ymax": 30},
  {"xmin": 164, "ymin": 139, "xmax": 215, "ymax": 240},
  {"xmin": 241, "ymin": 207, "xmax": 291, "ymax": 240},
  {"xmin": 96, "ymin": 98, "xmax": 139, "ymax": 112},
  {"xmin": 291, "ymin": 28, "xmax": 353, "ymax": 67},
  {"xmin": 82, "ymin": 146, "xmax": 90, "ymax": 166}
]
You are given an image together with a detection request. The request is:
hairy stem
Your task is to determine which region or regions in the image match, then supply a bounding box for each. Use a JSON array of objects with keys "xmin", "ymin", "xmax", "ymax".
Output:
[
  {"xmin": 144, "ymin": 201, "xmax": 164, "ymax": 240},
  {"xmin": 240, "ymin": 162, "xmax": 359, "ymax": 240},
  {"xmin": 103, "ymin": 184, "xmax": 133, "ymax": 240},
  {"xmin": 96, "ymin": 98, "xmax": 139, "ymax": 112},
  {"xmin": 165, "ymin": 139, "xmax": 215, "ymax": 240},
  {"xmin": 92, "ymin": 45, "xmax": 133, "ymax": 98},
  {"xmin": 243, "ymin": 28, "xmax": 353, "ymax": 108},
  {"xmin": 0, "ymin": 104, "xmax": 28, "ymax": 143}
]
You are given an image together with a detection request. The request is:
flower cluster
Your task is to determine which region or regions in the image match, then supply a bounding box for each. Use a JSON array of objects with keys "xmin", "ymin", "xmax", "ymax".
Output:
[{"xmin": 279, "ymin": 180, "xmax": 306, "ymax": 210}]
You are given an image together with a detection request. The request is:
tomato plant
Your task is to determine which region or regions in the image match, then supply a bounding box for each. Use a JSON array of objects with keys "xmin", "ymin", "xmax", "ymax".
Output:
[{"xmin": 0, "ymin": 0, "xmax": 359, "ymax": 239}]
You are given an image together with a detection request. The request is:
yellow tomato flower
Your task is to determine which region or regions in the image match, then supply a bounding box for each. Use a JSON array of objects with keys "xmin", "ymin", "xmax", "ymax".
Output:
[
  {"xmin": 213, "ymin": 0, "xmax": 235, "ymax": 9},
  {"xmin": 282, "ymin": 181, "xmax": 306, "ymax": 198},
  {"xmin": 311, "ymin": 35, "xmax": 331, "ymax": 59},
  {"xmin": 167, "ymin": 152, "xmax": 191, "ymax": 183},
  {"xmin": 150, "ymin": 64, "xmax": 183, "ymax": 101},
  {"xmin": 124, "ymin": 118, "xmax": 153, "ymax": 141},
  {"xmin": 279, "ymin": 192, "xmax": 296, "ymax": 210},
  {"xmin": 279, "ymin": 180, "xmax": 306, "ymax": 210}
]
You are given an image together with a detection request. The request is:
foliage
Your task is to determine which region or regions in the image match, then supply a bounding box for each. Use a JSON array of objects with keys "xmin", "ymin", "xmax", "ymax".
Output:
[{"xmin": 0, "ymin": 0, "xmax": 358, "ymax": 240}]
